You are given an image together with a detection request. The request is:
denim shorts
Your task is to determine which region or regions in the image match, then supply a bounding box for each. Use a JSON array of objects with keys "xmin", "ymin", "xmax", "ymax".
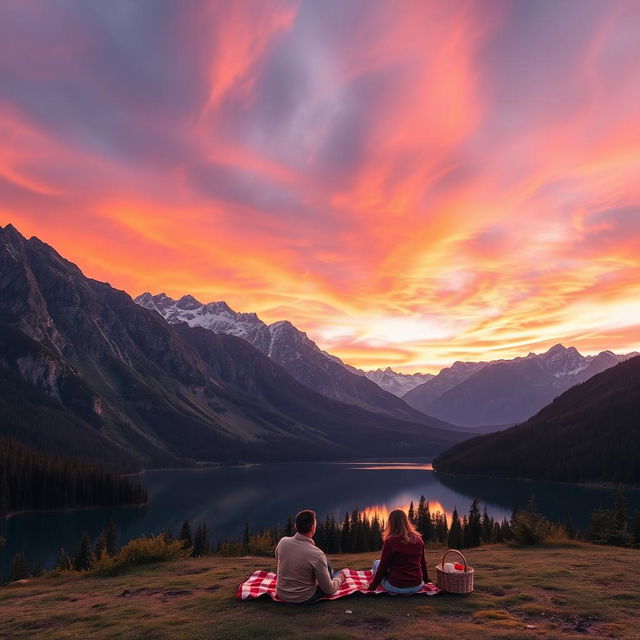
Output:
[{"xmin": 371, "ymin": 559, "xmax": 424, "ymax": 594}]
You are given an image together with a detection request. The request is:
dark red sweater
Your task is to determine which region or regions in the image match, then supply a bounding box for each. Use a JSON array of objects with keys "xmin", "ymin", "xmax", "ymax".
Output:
[{"xmin": 368, "ymin": 534, "xmax": 429, "ymax": 590}]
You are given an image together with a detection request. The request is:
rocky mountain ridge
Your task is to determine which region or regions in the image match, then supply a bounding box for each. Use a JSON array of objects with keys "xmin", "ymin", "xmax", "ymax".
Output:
[
  {"xmin": 404, "ymin": 344, "xmax": 638, "ymax": 427},
  {"xmin": 363, "ymin": 367, "xmax": 433, "ymax": 396},
  {"xmin": 135, "ymin": 292, "xmax": 448, "ymax": 427}
]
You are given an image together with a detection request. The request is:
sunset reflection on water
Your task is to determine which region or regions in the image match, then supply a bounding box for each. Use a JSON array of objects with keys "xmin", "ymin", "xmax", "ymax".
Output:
[
  {"xmin": 360, "ymin": 501, "xmax": 451, "ymax": 524},
  {"xmin": 341, "ymin": 463, "xmax": 449, "ymax": 522},
  {"xmin": 348, "ymin": 463, "xmax": 434, "ymax": 471}
]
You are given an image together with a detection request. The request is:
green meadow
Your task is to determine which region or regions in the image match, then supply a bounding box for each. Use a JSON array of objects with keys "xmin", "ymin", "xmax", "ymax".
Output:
[{"xmin": 1, "ymin": 542, "xmax": 639, "ymax": 639}]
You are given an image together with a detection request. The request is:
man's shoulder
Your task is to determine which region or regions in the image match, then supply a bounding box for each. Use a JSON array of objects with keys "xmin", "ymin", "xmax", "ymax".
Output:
[
  {"xmin": 277, "ymin": 535, "xmax": 324, "ymax": 557},
  {"xmin": 276, "ymin": 535, "xmax": 293, "ymax": 549}
]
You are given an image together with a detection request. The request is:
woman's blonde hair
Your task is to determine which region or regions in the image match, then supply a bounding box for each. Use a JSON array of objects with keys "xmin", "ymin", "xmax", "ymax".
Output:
[{"xmin": 383, "ymin": 508, "xmax": 421, "ymax": 543}]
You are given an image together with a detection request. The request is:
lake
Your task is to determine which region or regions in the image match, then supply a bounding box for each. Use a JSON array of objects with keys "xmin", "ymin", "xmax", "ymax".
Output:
[{"xmin": 2, "ymin": 461, "xmax": 637, "ymax": 579}]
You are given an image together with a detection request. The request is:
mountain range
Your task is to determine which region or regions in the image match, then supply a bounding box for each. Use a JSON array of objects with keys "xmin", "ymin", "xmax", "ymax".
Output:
[
  {"xmin": 432, "ymin": 355, "xmax": 640, "ymax": 484},
  {"xmin": 136, "ymin": 291, "xmax": 637, "ymax": 431},
  {"xmin": 363, "ymin": 367, "xmax": 433, "ymax": 396},
  {"xmin": 403, "ymin": 345, "xmax": 638, "ymax": 427},
  {"xmin": 135, "ymin": 292, "xmax": 446, "ymax": 427},
  {"xmin": 0, "ymin": 223, "xmax": 467, "ymax": 469}
]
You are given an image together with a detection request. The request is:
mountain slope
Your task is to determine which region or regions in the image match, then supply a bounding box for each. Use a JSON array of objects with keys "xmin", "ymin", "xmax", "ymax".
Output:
[
  {"xmin": 403, "ymin": 361, "xmax": 487, "ymax": 409},
  {"xmin": 136, "ymin": 292, "xmax": 449, "ymax": 427},
  {"xmin": 404, "ymin": 345, "xmax": 634, "ymax": 427},
  {"xmin": 432, "ymin": 356, "xmax": 640, "ymax": 484},
  {"xmin": 0, "ymin": 224, "xmax": 467, "ymax": 468},
  {"xmin": 172, "ymin": 325, "xmax": 465, "ymax": 453}
]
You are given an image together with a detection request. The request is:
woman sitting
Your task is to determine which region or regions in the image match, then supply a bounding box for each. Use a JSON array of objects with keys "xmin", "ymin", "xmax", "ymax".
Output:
[{"xmin": 367, "ymin": 508, "xmax": 429, "ymax": 594}]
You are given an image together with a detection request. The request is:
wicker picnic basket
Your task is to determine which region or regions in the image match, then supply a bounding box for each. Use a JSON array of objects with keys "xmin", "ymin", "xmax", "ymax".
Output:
[{"xmin": 435, "ymin": 549, "xmax": 474, "ymax": 594}]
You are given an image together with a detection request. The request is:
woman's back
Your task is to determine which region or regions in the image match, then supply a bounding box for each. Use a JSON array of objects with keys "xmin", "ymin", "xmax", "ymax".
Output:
[{"xmin": 368, "ymin": 532, "xmax": 429, "ymax": 590}]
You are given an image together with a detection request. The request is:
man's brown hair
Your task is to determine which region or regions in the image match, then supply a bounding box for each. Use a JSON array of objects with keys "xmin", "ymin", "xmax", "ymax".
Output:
[{"xmin": 295, "ymin": 509, "xmax": 316, "ymax": 535}]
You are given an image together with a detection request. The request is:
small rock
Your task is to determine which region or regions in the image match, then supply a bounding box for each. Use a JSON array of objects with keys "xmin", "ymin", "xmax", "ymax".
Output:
[
  {"xmin": 345, "ymin": 610, "xmax": 353, "ymax": 614},
  {"xmin": 526, "ymin": 625, "xmax": 537, "ymax": 629}
]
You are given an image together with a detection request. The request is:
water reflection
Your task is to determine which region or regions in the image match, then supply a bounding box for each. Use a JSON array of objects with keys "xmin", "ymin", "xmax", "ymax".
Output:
[
  {"xmin": 2, "ymin": 462, "xmax": 637, "ymax": 579},
  {"xmin": 360, "ymin": 501, "xmax": 451, "ymax": 522}
]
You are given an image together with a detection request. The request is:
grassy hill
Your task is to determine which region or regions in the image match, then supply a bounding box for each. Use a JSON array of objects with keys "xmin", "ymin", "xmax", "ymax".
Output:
[{"xmin": 1, "ymin": 543, "xmax": 639, "ymax": 639}]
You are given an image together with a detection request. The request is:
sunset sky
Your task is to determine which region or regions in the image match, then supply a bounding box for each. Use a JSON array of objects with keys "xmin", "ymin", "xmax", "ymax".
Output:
[{"xmin": 2, "ymin": 0, "xmax": 640, "ymax": 372}]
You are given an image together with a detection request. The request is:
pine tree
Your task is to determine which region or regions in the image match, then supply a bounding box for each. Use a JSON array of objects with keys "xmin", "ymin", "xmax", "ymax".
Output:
[
  {"xmin": 326, "ymin": 516, "xmax": 339, "ymax": 553},
  {"xmin": 73, "ymin": 532, "xmax": 95, "ymax": 571},
  {"xmin": 361, "ymin": 514, "xmax": 371, "ymax": 552},
  {"xmin": 9, "ymin": 552, "xmax": 28, "ymax": 581},
  {"xmin": 613, "ymin": 488, "xmax": 630, "ymax": 544},
  {"xmin": 435, "ymin": 512, "xmax": 448, "ymax": 544},
  {"xmin": 285, "ymin": 516, "xmax": 294, "ymax": 537},
  {"xmin": 351, "ymin": 509, "xmax": 364, "ymax": 552},
  {"xmin": 424, "ymin": 502, "xmax": 433, "ymax": 542},
  {"xmin": 408, "ymin": 501, "xmax": 415, "ymax": 524},
  {"xmin": 587, "ymin": 490, "xmax": 632, "ymax": 546},
  {"xmin": 448, "ymin": 508, "xmax": 463, "ymax": 548},
  {"xmin": 370, "ymin": 515, "xmax": 383, "ymax": 551},
  {"xmin": 55, "ymin": 547, "xmax": 73, "ymax": 571},
  {"xmin": 461, "ymin": 515, "xmax": 469, "ymax": 548},
  {"xmin": 192, "ymin": 523, "xmax": 211, "ymax": 557},
  {"xmin": 104, "ymin": 520, "xmax": 118, "ymax": 556},
  {"xmin": 500, "ymin": 518, "xmax": 512, "ymax": 541},
  {"xmin": 466, "ymin": 499, "xmax": 482, "ymax": 547},
  {"xmin": 32, "ymin": 560, "xmax": 44, "ymax": 577},
  {"xmin": 179, "ymin": 520, "xmax": 192, "ymax": 549},
  {"xmin": 481, "ymin": 506, "xmax": 493, "ymax": 543},
  {"xmin": 511, "ymin": 498, "xmax": 549, "ymax": 545},
  {"xmin": 94, "ymin": 535, "xmax": 106, "ymax": 559},
  {"xmin": 315, "ymin": 518, "xmax": 326, "ymax": 550},
  {"xmin": 341, "ymin": 513, "xmax": 350, "ymax": 553},
  {"xmin": 416, "ymin": 496, "xmax": 428, "ymax": 538},
  {"xmin": 563, "ymin": 516, "xmax": 576, "ymax": 540}
]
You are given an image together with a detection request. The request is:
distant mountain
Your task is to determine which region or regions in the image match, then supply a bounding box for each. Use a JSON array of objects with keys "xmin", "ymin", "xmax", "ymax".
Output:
[
  {"xmin": 432, "ymin": 356, "xmax": 640, "ymax": 485},
  {"xmin": 363, "ymin": 367, "xmax": 433, "ymax": 396},
  {"xmin": 403, "ymin": 345, "xmax": 636, "ymax": 427},
  {"xmin": 0, "ymin": 224, "xmax": 468, "ymax": 469},
  {"xmin": 135, "ymin": 292, "xmax": 448, "ymax": 427},
  {"xmin": 403, "ymin": 361, "xmax": 487, "ymax": 408}
]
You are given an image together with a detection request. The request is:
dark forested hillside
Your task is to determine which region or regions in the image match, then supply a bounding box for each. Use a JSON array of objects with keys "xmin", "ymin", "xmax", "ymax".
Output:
[
  {"xmin": 432, "ymin": 356, "xmax": 640, "ymax": 484},
  {"xmin": 0, "ymin": 438, "xmax": 146, "ymax": 517}
]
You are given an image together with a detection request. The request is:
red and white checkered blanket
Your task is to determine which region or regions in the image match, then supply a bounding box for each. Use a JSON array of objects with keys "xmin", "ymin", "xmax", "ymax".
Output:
[{"xmin": 237, "ymin": 569, "xmax": 440, "ymax": 601}]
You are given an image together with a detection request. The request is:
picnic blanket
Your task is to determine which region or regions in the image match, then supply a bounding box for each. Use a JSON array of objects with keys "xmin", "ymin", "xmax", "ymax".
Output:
[{"xmin": 237, "ymin": 569, "xmax": 440, "ymax": 601}]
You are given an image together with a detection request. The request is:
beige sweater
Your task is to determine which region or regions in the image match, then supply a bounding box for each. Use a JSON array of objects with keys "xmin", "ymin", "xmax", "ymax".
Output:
[{"xmin": 275, "ymin": 533, "xmax": 342, "ymax": 603}]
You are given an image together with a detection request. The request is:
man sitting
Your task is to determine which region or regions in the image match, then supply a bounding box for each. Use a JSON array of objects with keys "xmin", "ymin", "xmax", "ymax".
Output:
[{"xmin": 275, "ymin": 509, "xmax": 345, "ymax": 603}]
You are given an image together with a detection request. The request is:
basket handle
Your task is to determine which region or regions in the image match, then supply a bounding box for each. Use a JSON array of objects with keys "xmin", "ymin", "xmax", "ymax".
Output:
[{"xmin": 441, "ymin": 548, "xmax": 468, "ymax": 573}]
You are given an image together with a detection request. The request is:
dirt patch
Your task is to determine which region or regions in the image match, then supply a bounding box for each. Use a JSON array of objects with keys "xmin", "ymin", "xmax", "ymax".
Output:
[
  {"xmin": 364, "ymin": 615, "xmax": 391, "ymax": 630},
  {"xmin": 162, "ymin": 590, "xmax": 193, "ymax": 598},
  {"xmin": 119, "ymin": 588, "xmax": 161, "ymax": 598},
  {"xmin": 179, "ymin": 568, "xmax": 210, "ymax": 575}
]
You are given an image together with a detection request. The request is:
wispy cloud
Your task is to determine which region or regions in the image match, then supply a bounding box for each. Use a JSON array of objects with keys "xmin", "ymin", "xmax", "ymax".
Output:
[{"xmin": 1, "ymin": 0, "xmax": 639, "ymax": 371}]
